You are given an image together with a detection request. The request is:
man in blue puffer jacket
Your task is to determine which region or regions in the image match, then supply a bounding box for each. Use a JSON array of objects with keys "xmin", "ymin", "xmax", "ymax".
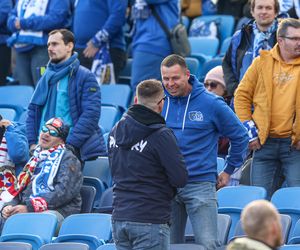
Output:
[
  {"xmin": 7, "ymin": 0, "xmax": 72, "ymax": 86},
  {"xmin": 26, "ymin": 29, "xmax": 106, "ymax": 163}
]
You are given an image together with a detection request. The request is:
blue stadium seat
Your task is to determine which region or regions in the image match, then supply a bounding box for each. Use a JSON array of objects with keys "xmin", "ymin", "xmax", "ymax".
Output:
[
  {"xmin": 288, "ymin": 219, "xmax": 300, "ymax": 244},
  {"xmin": 0, "ymin": 213, "xmax": 57, "ymax": 250},
  {"xmin": 271, "ymin": 188, "xmax": 300, "ymax": 240},
  {"xmin": 100, "ymin": 105, "xmax": 122, "ymax": 133},
  {"xmin": 218, "ymin": 36, "xmax": 232, "ymax": 57},
  {"xmin": 185, "ymin": 214, "xmax": 231, "ymax": 245},
  {"xmin": 0, "ymin": 242, "xmax": 32, "ymax": 250},
  {"xmin": 171, "ymin": 244, "xmax": 205, "ymax": 250},
  {"xmin": 53, "ymin": 213, "xmax": 112, "ymax": 250},
  {"xmin": 217, "ymin": 186, "xmax": 267, "ymax": 241},
  {"xmin": 39, "ymin": 242, "xmax": 89, "ymax": 250},
  {"xmin": 83, "ymin": 157, "xmax": 112, "ymax": 188},
  {"xmin": 280, "ymin": 245, "xmax": 300, "ymax": 249},
  {"xmin": 83, "ymin": 176, "xmax": 106, "ymax": 210},
  {"xmin": 185, "ymin": 57, "xmax": 200, "ymax": 77},
  {"xmin": 188, "ymin": 37, "xmax": 220, "ymax": 58},
  {"xmin": 0, "ymin": 86, "xmax": 34, "ymax": 108},
  {"xmin": 101, "ymin": 84, "xmax": 132, "ymax": 113},
  {"xmin": 198, "ymin": 57, "xmax": 223, "ymax": 81},
  {"xmin": 181, "ymin": 16, "xmax": 190, "ymax": 30},
  {"xmin": 96, "ymin": 243, "xmax": 116, "ymax": 250},
  {"xmin": 189, "ymin": 15, "xmax": 235, "ymax": 44},
  {"xmin": 94, "ymin": 187, "xmax": 113, "ymax": 214},
  {"xmin": 0, "ymin": 104, "xmax": 26, "ymax": 122},
  {"xmin": 80, "ymin": 185, "xmax": 96, "ymax": 213}
]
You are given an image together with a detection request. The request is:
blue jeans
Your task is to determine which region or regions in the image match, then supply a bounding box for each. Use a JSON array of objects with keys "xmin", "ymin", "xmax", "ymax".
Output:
[
  {"xmin": 112, "ymin": 220, "xmax": 170, "ymax": 250},
  {"xmin": 251, "ymin": 137, "xmax": 300, "ymax": 200},
  {"xmin": 14, "ymin": 45, "xmax": 49, "ymax": 86},
  {"xmin": 170, "ymin": 182, "xmax": 219, "ymax": 250}
]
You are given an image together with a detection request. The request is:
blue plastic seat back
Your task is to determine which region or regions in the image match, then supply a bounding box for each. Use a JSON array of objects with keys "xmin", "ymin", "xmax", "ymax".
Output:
[
  {"xmin": 199, "ymin": 57, "xmax": 223, "ymax": 82},
  {"xmin": 80, "ymin": 185, "xmax": 96, "ymax": 213},
  {"xmin": 271, "ymin": 187, "xmax": 300, "ymax": 239},
  {"xmin": 0, "ymin": 242, "xmax": 32, "ymax": 250},
  {"xmin": 0, "ymin": 86, "xmax": 34, "ymax": 108},
  {"xmin": 188, "ymin": 37, "xmax": 219, "ymax": 57},
  {"xmin": 83, "ymin": 157, "xmax": 112, "ymax": 188},
  {"xmin": 190, "ymin": 15, "xmax": 235, "ymax": 44},
  {"xmin": 99, "ymin": 105, "xmax": 122, "ymax": 133},
  {"xmin": 95, "ymin": 187, "xmax": 113, "ymax": 214},
  {"xmin": 288, "ymin": 219, "xmax": 300, "ymax": 244},
  {"xmin": 171, "ymin": 244, "xmax": 205, "ymax": 250},
  {"xmin": 185, "ymin": 214, "xmax": 231, "ymax": 245},
  {"xmin": 40, "ymin": 242, "xmax": 89, "ymax": 250},
  {"xmin": 101, "ymin": 84, "xmax": 132, "ymax": 113},
  {"xmin": 0, "ymin": 213, "xmax": 57, "ymax": 249},
  {"xmin": 83, "ymin": 176, "xmax": 106, "ymax": 209},
  {"xmin": 217, "ymin": 186, "xmax": 267, "ymax": 208},
  {"xmin": 0, "ymin": 104, "xmax": 26, "ymax": 122},
  {"xmin": 181, "ymin": 16, "xmax": 190, "ymax": 30},
  {"xmin": 96, "ymin": 243, "xmax": 116, "ymax": 250},
  {"xmin": 57, "ymin": 213, "xmax": 112, "ymax": 241},
  {"xmin": 185, "ymin": 57, "xmax": 200, "ymax": 77},
  {"xmin": 219, "ymin": 36, "xmax": 232, "ymax": 57},
  {"xmin": 280, "ymin": 245, "xmax": 300, "ymax": 250}
]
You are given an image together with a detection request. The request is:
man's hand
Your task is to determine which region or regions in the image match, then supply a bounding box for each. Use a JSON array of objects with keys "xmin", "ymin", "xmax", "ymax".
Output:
[
  {"xmin": 0, "ymin": 120, "xmax": 12, "ymax": 128},
  {"xmin": 295, "ymin": 141, "xmax": 300, "ymax": 150},
  {"xmin": 83, "ymin": 41, "xmax": 99, "ymax": 58},
  {"xmin": 217, "ymin": 172, "xmax": 230, "ymax": 189},
  {"xmin": 10, "ymin": 205, "xmax": 28, "ymax": 216},
  {"xmin": 249, "ymin": 138, "xmax": 261, "ymax": 151},
  {"xmin": 15, "ymin": 18, "xmax": 21, "ymax": 30},
  {"xmin": 1, "ymin": 205, "xmax": 14, "ymax": 219}
]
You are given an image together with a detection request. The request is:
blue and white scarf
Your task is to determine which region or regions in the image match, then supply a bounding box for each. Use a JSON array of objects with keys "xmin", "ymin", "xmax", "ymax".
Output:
[
  {"xmin": 91, "ymin": 43, "xmax": 116, "ymax": 85},
  {"xmin": 7, "ymin": 0, "xmax": 49, "ymax": 50},
  {"xmin": 253, "ymin": 20, "xmax": 277, "ymax": 59}
]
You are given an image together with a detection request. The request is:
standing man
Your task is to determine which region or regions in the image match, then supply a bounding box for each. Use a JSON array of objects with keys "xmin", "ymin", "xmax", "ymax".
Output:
[
  {"xmin": 161, "ymin": 54, "xmax": 248, "ymax": 249},
  {"xmin": 130, "ymin": 0, "xmax": 179, "ymax": 91},
  {"xmin": 222, "ymin": 0, "xmax": 279, "ymax": 97},
  {"xmin": 234, "ymin": 18, "xmax": 300, "ymax": 200},
  {"xmin": 227, "ymin": 200, "xmax": 283, "ymax": 250},
  {"xmin": 73, "ymin": 0, "xmax": 127, "ymax": 82},
  {"xmin": 108, "ymin": 79, "xmax": 188, "ymax": 250},
  {"xmin": 26, "ymin": 29, "xmax": 106, "ymax": 163}
]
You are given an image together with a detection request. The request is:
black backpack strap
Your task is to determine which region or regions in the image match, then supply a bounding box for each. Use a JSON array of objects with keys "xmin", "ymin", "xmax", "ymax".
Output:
[{"xmin": 149, "ymin": 5, "xmax": 171, "ymax": 38}]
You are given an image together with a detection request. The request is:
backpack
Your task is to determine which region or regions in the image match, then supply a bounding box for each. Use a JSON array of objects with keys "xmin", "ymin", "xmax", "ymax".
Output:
[{"xmin": 189, "ymin": 18, "xmax": 220, "ymax": 39}]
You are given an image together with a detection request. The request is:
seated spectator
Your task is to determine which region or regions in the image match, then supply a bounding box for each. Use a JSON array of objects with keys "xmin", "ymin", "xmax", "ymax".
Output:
[
  {"xmin": 0, "ymin": 117, "xmax": 83, "ymax": 231},
  {"xmin": 0, "ymin": 115, "xmax": 29, "ymax": 192},
  {"xmin": 227, "ymin": 200, "xmax": 283, "ymax": 250}
]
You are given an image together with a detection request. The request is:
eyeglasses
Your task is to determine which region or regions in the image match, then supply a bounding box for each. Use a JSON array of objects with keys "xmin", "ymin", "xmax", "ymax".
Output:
[
  {"xmin": 41, "ymin": 125, "xmax": 60, "ymax": 137},
  {"xmin": 157, "ymin": 95, "xmax": 167, "ymax": 105},
  {"xmin": 204, "ymin": 82, "xmax": 219, "ymax": 89},
  {"xmin": 281, "ymin": 36, "xmax": 300, "ymax": 42}
]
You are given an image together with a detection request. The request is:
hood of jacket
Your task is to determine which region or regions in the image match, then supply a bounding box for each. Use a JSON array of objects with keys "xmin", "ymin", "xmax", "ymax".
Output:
[
  {"xmin": 112, "ymin": 104, "xmax": 166, "ymax": 148},
  {"xmin": 267, "ymin": 43, "xmax": 300, "ymax": 65}
]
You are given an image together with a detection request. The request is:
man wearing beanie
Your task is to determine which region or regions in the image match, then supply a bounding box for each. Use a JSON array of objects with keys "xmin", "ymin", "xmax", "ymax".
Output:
[
  {"xmin": 0, "ymin": 117, "xmax": 83, "ymax": 231},
  {"xmin": 26, "ymin": 29, "xmax": 106, "ymax": 164}
]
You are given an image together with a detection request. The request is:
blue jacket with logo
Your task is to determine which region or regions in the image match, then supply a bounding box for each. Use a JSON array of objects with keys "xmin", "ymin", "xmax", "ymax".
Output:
[
  {"xmin": 132, "ymin": 0, "xmax": 179, "ymax": 56},
  {"xmin": 162, "ymin": 75, "xmax": 248, "ymax": 183},
  {"xmin": 108, "ymin": 104, "xmax": 187, "ymax": 224},
  {"xmin": 26, "ymin": 65, "xmax": 107, "ymax": 161}
]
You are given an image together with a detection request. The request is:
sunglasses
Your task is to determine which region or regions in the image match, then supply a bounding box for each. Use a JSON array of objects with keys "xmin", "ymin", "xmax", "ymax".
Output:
[
  {"xmin": 41, "ymin": 125, "xmax": 60, "ymax": 137},
  {"xmin": 204, "ymin": 82, "xmax": 220, "ymax": 89},
  {"xmin": 157, "ymin": 95, "xmax": 167, "ymax": 105}
]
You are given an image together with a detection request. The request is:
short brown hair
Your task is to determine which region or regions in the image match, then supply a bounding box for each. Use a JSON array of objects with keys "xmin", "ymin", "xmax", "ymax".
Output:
[
  {"xmin": 49, "ymin": 29, "xmax": 75, "ymax": 46},
  {"xmin": 161, "ymin": 54, "xmax": 187, "ymax": 69},
  {"xmin": 250, "ymin": 0, "xmax": 279, "ymax": 14},
  {"xmin": 277, "ymin": 18, "xmax": 300, "ymax": 38}
]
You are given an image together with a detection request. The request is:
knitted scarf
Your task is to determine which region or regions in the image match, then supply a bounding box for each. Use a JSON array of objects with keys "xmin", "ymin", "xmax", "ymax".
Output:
[
  {"xmin": 253, "ymin": 20, "xmax": 277, "ymax": 59},
  {"xmin": 0, "ymin": 144, "xmax": 65, "ymax": 205},
  {"xmin": 30, "ymin": 52, "xmax": 80, "ymax": 122}
]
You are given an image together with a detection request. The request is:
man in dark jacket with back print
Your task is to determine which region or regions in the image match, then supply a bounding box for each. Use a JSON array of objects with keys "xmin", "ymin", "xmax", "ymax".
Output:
[{"xmin": 108, "ymin": 79, "xmax": 188, "ymax": 250}]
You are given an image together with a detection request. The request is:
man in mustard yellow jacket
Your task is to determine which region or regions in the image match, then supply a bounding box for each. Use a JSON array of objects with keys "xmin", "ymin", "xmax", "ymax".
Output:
[{"xmin": 235, "ymin": 18, "xmax": 300, "ymax": 199}]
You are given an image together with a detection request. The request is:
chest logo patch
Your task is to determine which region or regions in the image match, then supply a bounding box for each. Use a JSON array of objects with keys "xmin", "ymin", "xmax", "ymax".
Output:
[{"xmin": 189, "ymin": 111, "xmax": 203, "ymax": 121}]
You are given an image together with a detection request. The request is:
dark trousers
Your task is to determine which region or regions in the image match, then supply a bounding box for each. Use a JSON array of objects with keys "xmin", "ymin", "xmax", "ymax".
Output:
[{"xmin": 0, "ymin": 44, "xmax": 11, "ymax": 86}]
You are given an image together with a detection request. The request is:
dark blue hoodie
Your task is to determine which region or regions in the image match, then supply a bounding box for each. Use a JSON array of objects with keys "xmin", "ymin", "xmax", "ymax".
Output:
[
  {"xmin": 108, "ymin": 104, "xmax": 187, "ymax": 224},
  {"xmin": 162, "ymin": 75, "xmax": 248, "ymax": 183}
]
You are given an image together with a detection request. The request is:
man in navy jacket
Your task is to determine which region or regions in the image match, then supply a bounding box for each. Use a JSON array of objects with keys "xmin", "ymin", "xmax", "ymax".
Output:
[
  {"xmin": 108, "ymin": 79, "xmax": 188, "ymax": 250},
  {"xmin": 26, "ymin": 29, "xmax": 106, "ymax": 162}
]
